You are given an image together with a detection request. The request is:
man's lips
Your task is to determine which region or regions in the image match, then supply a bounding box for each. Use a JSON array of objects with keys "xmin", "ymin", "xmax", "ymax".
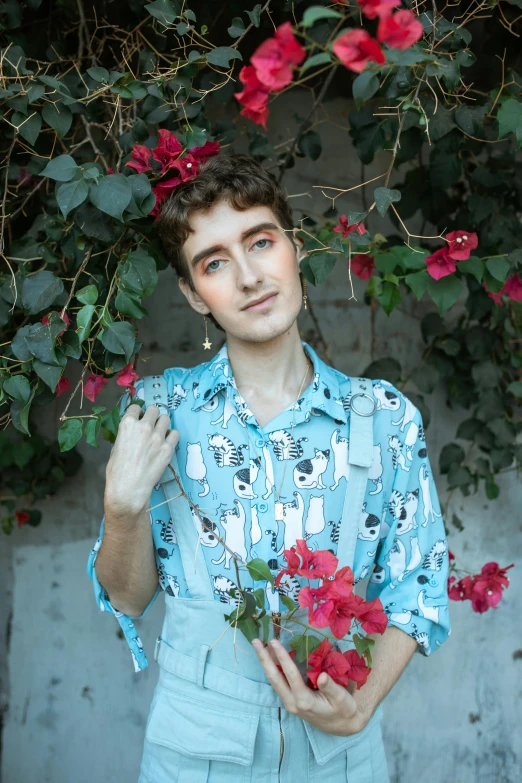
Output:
[{"xmin": 242, "ymin": 293, "xmax": 279, "ymax": 311}]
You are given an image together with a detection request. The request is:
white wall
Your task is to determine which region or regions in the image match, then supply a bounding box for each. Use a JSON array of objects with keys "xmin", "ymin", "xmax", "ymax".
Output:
[{"xmin": 2, "ymin": 92, "xmax": 521, "ymax": 782}]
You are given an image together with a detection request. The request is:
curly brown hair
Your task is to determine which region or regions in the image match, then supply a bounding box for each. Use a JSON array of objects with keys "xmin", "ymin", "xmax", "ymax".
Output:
[{"xmin": 155, "ymin": 153, "xmax": 301, "ymax": 333}]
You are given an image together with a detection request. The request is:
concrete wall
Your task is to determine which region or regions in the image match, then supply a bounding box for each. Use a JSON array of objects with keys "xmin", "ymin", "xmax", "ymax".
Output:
[{"xmin": 2, "ymin": 92, "xmax": 521, "ymax": 782}]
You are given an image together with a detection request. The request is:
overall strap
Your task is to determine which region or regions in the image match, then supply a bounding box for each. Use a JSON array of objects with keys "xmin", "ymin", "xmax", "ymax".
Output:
[
  {"xmin": 143, "ymin": 374, "xmax": 214, "ymax": 600},
  {"xmin": 335, "ymin": 377, "xmax": 377, "ymax": 572}
]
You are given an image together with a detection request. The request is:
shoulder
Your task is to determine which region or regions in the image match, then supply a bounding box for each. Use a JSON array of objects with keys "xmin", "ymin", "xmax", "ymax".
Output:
[{"xmin": 338, "ymin": 374, "xmax": 422, "ymax": 426}]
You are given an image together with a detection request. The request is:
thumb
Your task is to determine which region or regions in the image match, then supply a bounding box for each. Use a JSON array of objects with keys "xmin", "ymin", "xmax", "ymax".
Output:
[{"xmin": 317, "ymin": 672, "xmax": 337, "ymax": 695}]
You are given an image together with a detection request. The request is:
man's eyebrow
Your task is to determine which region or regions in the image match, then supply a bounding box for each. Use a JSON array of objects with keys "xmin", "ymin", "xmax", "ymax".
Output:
[{"xmin": 190, "ymin": 222, "xmax": 281, "ymax": 269}]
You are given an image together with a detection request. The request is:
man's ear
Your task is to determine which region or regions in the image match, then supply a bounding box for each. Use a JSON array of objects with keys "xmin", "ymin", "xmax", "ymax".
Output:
[
  {"xmin": 178, "ymin": 277, "xmax": 210, "ymax": 315},
  {"xmin": 292, "ymin": 228, "xmax": 307, "ymax": 261}
]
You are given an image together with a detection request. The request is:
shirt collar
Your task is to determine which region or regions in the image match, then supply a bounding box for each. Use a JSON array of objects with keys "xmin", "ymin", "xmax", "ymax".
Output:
[{"xmin": 192, "ymin": 340, "xmax": 347, "ymax": 424}]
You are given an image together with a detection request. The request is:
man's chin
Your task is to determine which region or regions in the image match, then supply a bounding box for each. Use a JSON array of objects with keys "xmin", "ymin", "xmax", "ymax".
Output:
[{"xmin": 221, "ymin": 312, "xmax": 299, "ymax": 344}]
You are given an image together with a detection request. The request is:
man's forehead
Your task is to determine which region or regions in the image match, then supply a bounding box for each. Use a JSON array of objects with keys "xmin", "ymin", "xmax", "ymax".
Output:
[{"xmin": 184, "ymin": 203, "xmax": 282, "ymax": 248}]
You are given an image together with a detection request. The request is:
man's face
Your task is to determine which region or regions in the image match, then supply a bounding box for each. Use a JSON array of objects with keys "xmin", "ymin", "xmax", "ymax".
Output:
[{"xmin": 178, "ymin": 200, "xmax": 304, "ymax": 344}]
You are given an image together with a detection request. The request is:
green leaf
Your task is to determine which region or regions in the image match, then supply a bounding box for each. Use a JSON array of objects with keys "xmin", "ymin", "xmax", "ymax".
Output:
[
  {"xmin": 377, "ymin": 281, "xmax": 401, "ymax": 315},
  {"xmin": 246, "ymin": 558, "xmax": 275, "ymax": 587},
  {"xmin": 298, "ymin": 129, "xmax": 321, "ymax": 160},
  {"xmin": 302, "ymin": 6, "xmax": 342, "ymax": 26},
  {"xmin": 15, "ymin": 111, "xmax": 41, "ymax": 145},
  {"xmin": 439, "ymin": 442, "xmax": 465, "ymax": 473},
  {"xmin": 33, "ymin": 359, "xmax": 64, "ymax": 392},
  {"xmin": 118, "ymin": 249, "xmax": 158, "ymax": 297},
  {"xmin": 58, "ymin": 419, "xmax": 83, "ymax": 451},
  {"xmin": 309, "ymin": 252, "xmax": 336, "ymax": 284},
  {"xmin": 280, "ymin": 594, "xmax": 296, "ymax": 612},
  {"xmin": 114, "ymin": 290, "xmax": 149, "ymax": 319},
  {"xmin": 497, "ymin": 98, "xmax": 522, "ymax": 143},
  {"xmin": 10, "ymin": 388, "xmax": 36, "ymax": 436},
  {"xmin": 56, "ymin": 179, "xmax": 88, "ymax": 219},
  {"xmin": 145, "ymin": 0, "xmax": 177, "ymax": 25},
  {"xmin": 227, "ymin": 16, "xmax": 245, "ymax": 37},
  {"xmin": 76, "ymin": 284, "xmax": 98, "ymax": 305},
  {"xmin": 300, "ymin": 52, "xmax": 332, "ymax": 74},
  {"xmin": 352, "ymin": 71, "xmax": 380, "ymax": 109},
  {"xmin": 253, "ymin": 587, "xmax": 265, "ymax": 609},
  {"xmin": 21, "ymin": 270, "xmax": 64, "ymax": 315},
  {"xmin": 99, "ymin": 321, "xmax": 136, "ymax": 362},
  {"xmin": 374, "ymin": 187, "xmax": 402, "ymax": 217},
  {"xmin": 85, "ymin": 416, "xmax": 102, "ymax": 447},
  {"xmin": 290, "ymin": 633, "xmax": 322, "ymax": 663},
  {"xmin": 458, "ymin": 254, "xmax": 483, "ymax": 282},
  {"xmin": 40, "ymin": 154, "xmax": 80, "ymax": 182},
  {"xmin": 404, "ymin": 270, "xmax": 429, "ymax": 301},
  {"xmin": 3, "ymin": 374, "xmax": 31, "ymax": 403},
  {"xmin": 206, "ymin": 47, "xmax": 243, "ymax": 68},
  {"xmin": 507, "ymin": 381, "xmax": 522, "ymax": 398},
  {"xmin": 87, "ymin": 67, "xmax": 110, "ymax": 83},
  {"xmin": 76, "ymin": 304, "xmax": 96, "ymax": 343},
  {"xmin": 363, "ymin": 356, "xmax": 402, "ymax": 384},
  {"xmin": 89, "ymin": 174, "xmax": 132, "ymax": 221},
  {"xmin": 42, "ymin": 102, "xmax": 72, "ymax": 137},
  {"xmin": 245, "ymin": 4, "xmax": 261, "ymax": 27},
  {"xmin": 485, "ymin": 256, "xmax": 510, "ymax": 283},
  {"xmin": 426, "ymin": 275, "xmax": 462, "ymax": 315}
]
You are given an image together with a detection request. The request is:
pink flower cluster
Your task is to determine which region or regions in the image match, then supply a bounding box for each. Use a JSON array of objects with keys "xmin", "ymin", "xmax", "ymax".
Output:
[
  {"xmin": 448, "ymin": 555, "xmax": 514, "ymax": 614},
  {"xmin": 425, "ymin": 230, "xmax": 478, "ymax": 280},
  {"xmin": 275, "ymin": 539, "xmax": 388, "ymax": 689},
  {"xmin": 483, "ymin": 273, "xmax": 522, "ymax": 306},
  {"xmin": 333, "ymin": 216, "xmax": 375, "ymax": 279},
  {"xmin": 83, "ymin": 362, "xmax": 140, "ymax": 403},
  {"xmin": 234, "ymin": 22, "xmax": 306, "ymax": 129},
  {"xmin": 333, "ymin": 0, "xmax": 423, "ymax": 73},
  {"xmin": 125, "ymin": 128, "xmax": 220, "ymax": 217}
]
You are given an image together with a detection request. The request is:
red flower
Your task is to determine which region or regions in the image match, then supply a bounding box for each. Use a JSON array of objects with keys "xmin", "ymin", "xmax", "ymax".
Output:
[
  {"xmin": 189, "ymin": 140, "xmax": 221, "ymax": 160},
  {"xmin": 351, "ymin": 253, "xmax": 375, "ymax": 280},
  {"xmin": 342, "ymin": 648, "xmax": 370, "ymax": 689},
  {"xmin": 42, "ymin": 311, "xmax": 70, "ymax": 337},
  {"xmin": 377, "ymin": 9, "xmax": 424, "ymax": 50},
  {"xmin": 16, "ymin": 510, "xmax": 31, "ymax": 528},
  {"xmin": 357, "ymin": 0, "xmax": 401, "ymax": 19},
  {"xmin": 482, "ymin": 281, "xmax": 503, "ymax": 306},
  {"xmin": 125, "ymin": 144, "xmax": 152, "ymax": 173},
  {"xmin": 353, "ymin": 595, "xmax": 388, "ymax": 635},
  {"xmin": 307, "ymin": 639, "xmax": 352, "ymax": 689},
  {"xmin": 55, "ymin": 376, "xmax": 70, "ymax": 397},
  {"xmin": 84, "ymin": 373, "xmax": 109, "ymax": 403},
  {"xmin": 445, "ymin": 230, "xmax": 478, "ymax": 261},
  {"xmin": 251, "ymin": 21, "xmax": 306, "ymax": 91},
  {"xmin": 448, "ymin": 562, "xmax": 514, "ymax": 613},
  {"xmin": 117, "ymin": 362, "xmax": 140, "ymax": 397},
  {"xmin": 326, "ymin": 589, "xmax": 362, "ymax": 639},
  {"xmin": 298, "ymin": 584, "xmax": 336, "ymax": 628},
  {"xmin": 448, "ymin": 550, "xmax": 455, "ymax": 561},
  {"xmin": 275, "ymin": 546, "xmax": 301, "ymax": 587},
  {"xmin": 333, "ymin": 215, "xmax": 367, "ymax": 239},
  {"xmin": 333, "ymin": 29, "xmax": 386, "ymax": 74},
  {"xmin": 503, "ymin": 273, "xmax": 522, "ymax": 302},
  {"xmin": 425, "ymin": 246, "xmax": 457, "ymax": 280},
  {"xmin": 233, "ymin": 65, "xmax": 271, "ymax": 129},
  {"xmin": 152, "ymin": 129, "xmax": 184, "ymax": 175},
  {"xmin": 150, "ymin": 176, "xmax": 183, "ymax": 218},
  {"xmin": 277, "ymin": 539, "xmax": 338, "ymax": 586},
  {"xmin": 167, "ymin": 152, "xmax": 200, "ymax": 182}
]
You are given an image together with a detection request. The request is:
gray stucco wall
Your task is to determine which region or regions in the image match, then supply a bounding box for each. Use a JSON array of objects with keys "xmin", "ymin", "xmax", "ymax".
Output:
[{"xmin": 2, "ymin": 93, "xmax": 521, "ymax": 782}]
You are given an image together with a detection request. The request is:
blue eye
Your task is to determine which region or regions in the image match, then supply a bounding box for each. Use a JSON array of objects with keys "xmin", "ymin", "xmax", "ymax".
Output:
[{"xmin": 203, "ymin": 238, "xmax": 273, "ymax": 274}]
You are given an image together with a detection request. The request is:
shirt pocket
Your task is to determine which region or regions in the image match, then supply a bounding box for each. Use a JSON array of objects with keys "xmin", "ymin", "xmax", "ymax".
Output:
[{"xmin": 145, "ymin": 684, "xmax": 260, "ymax": 783}]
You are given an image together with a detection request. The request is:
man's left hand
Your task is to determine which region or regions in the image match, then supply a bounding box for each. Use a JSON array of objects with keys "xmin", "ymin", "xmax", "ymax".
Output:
[{"xmin": 251, "ymin": 638, "xmax": 369, "ymax": 736}]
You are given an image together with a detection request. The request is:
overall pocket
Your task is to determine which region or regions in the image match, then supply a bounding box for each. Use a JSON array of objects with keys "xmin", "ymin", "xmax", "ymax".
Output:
[{"xmin": 144, "ymin": 683, "xmax": 260, "ymax": 783}]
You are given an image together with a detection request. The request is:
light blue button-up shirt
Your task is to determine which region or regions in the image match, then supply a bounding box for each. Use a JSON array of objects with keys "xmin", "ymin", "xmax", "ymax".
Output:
[{"xmin": 87, "ymin": 341, "xmax": 451, "ymax": 671}]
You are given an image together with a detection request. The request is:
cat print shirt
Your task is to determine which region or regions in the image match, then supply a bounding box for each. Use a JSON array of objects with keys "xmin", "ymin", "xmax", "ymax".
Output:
[{"xmin": 87, "ymin": 340, "xmax": 451, "ymax": 672}]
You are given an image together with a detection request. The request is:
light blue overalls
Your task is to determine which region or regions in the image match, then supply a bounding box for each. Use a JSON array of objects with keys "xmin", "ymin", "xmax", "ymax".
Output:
[{"xmin": 138, "ymin": 374, "xmax": 390, "ymax": 783}]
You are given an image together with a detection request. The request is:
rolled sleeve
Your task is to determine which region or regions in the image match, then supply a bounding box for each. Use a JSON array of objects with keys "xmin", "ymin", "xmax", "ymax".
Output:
[{"xmin": 366, "ymin": 404, "xmax": 451, "ymax": 656}]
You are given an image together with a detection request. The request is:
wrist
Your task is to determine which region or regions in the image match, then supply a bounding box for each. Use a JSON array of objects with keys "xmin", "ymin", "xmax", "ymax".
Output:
[{"xmin": 352, "ymin": 690, "xmax": 375, "ymax": 732}]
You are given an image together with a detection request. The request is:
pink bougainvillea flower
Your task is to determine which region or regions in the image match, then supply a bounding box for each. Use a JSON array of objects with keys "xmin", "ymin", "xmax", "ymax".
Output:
[
  {"xmin": 325, "ymin": 589, "xmax": 361, "ymax": 639},
  {"xmin": 377, "ymin": 9, "xmax": 424, "ymax": 50},
  {"xmin": 55, "ymin": 376, "xmax": 70, "ymax": 397},
  {"xmin": 333, "ymin": 29, "xmax": 386, "ymax": 73},
  {"xmin": 482, "ymin": 281, "xmax": 503, "ymax": 306},
  {"xmin": 445, "ymin": 230, "xmax": 478, "ymax": 260},
  {"xmin": 84, "ymin": 373, "xmax": 109, "ymax": 403},
  {"xmin": 307, "ymin": 639, "xmax": 352, "ymax": 689},
  {"xmin": 503, "ymin": 273, "xmax": 522, "ymax": 302},
  {"xmin": 233, "ymin": 65, "xmax": 271, "ymax": 129},
  {"xmin": 151, "ymin": 128, "xmax": 184, "ymax": 174},
  {"xmin": 425, "ymin": 246, "xmax": 457, "ymax": 280},
  {"xmin": 298, "ymin": 584, "xmax": 336, "ymax": 628},
  {"xmin": 125, "ymin": 144, "xmax": 153, "ymax": 173},
  {"xmin": 150, "ymin": 175, "xmax": 183, "ymax": 218},
  {"xmin": 342, "ymin": 648, "xmax": 370, "ymax": 689},
  {"xmin": 189, "ymin": 140, "xmax": 221, "ymax": 160},
  {"xmin": 357, "ymin": 0, "xmax": 401, "ymax": 19},
  {"xmin": 16, "ymin": 510, "xmax": 31, "ymax": 528},
  {"xmin": 42, "ymin": 310, "xmax": 70, "ymax": 337},
  {"xmin": 333, "ymin": 215, "xmax": 367, "ymax": 238},
  {"xmin": 251, "ymin": 21, "xmax": 306, "ymax": 91},
  {"xmin": 275, "ymin": 546, "xmax": 301, "ymax": 586},
  {"xmin": 167, "ymin": 152, "xmax": 200, "ymax": 182},
  {"xmin": 351, "ymin": 253, "xmax": 375, "ymax": 280},
  {"xmin": 448, "ymin": 550, "xmax": 455, "ymax": 561},
  {"xmin": 353, "ymin": 595, "xmax": 388, "ymax": 635},
  {"xmin": 448, "ymin": 562, "xmax": 514, "ymax": 613},
  {"xmin": 116, "ymin": 362, "xmax": 140, "ymax": 397},
  {"xmin": 296, "ymin": 546, "xmax": 338, "ymax": 581}
]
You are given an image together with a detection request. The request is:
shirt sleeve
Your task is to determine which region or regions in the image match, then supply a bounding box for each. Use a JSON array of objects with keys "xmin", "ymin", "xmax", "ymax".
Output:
[
  {"xmin": 85, "ymin": 377, "xmax": 162, "ymax": 672},
  {"xmin": 365, "ymin": 401, "xmax": 451, "ymax": 656}
]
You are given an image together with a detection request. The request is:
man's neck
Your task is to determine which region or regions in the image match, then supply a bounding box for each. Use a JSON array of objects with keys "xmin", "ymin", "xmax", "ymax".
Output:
[{"xmin": 224, "ymin": 324, "xmax": 311, "ymax": 425}]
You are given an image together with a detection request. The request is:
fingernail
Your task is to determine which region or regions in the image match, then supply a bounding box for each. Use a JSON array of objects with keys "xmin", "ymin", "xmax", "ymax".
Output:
[{"xmin": 252, "ymin": 638, "xmax": 262, "ymax": 649}]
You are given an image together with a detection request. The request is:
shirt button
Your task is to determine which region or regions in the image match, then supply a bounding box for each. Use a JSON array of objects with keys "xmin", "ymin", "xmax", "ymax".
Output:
[
  {"xmin": 258, "ymin": 502, "xmax": 268, "ymax": 513},
  {"xmin": 255, "ymin": 438, "xmax": 265, "ymax": 448}
]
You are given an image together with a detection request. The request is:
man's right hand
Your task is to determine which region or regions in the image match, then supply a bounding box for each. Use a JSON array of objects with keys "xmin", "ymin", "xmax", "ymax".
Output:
[{"xmin": 104, "ymin": 402, "xmax": 180, "ymax": 515}]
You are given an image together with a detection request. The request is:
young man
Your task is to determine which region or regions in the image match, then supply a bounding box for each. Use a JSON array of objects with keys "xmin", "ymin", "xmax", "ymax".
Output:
[{"xmin": 88, "ymin": 154, "xmax": 450, "ymax": 782}]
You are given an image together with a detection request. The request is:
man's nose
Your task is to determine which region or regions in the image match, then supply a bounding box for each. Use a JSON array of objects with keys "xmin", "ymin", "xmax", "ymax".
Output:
[{"xmin": 236, "ymin": 255, "xmax": 264, "ymax": 289}]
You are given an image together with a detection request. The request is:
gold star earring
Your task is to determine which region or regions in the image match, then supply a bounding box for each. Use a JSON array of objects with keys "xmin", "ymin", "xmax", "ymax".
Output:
[{"xmin": 202, "ymin": 315, "xmax": 212, "ymax": 350}]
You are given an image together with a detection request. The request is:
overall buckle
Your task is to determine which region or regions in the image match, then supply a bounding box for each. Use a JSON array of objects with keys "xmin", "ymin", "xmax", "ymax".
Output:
[{"xmin": 154, "ymin": 636, "xmax": 161, "ymax": 662}]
